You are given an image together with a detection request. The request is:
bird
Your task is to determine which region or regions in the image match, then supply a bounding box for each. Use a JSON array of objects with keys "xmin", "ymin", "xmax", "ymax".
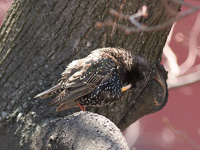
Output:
[{"xmin": 34, "ymin": 47, "xmax": 151, "ymax": 112}]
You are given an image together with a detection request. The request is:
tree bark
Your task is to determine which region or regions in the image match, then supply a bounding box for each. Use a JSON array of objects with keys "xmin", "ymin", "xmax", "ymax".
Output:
[{"xmin": 0, "ymin": 0, "xmax": 180, "ymax": 149}]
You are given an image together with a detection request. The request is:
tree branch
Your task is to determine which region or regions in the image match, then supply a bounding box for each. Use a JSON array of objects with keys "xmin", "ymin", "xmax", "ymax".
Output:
[{"xmin": 95, "ymin": 1, "xmax": 200, "ymax": 33}]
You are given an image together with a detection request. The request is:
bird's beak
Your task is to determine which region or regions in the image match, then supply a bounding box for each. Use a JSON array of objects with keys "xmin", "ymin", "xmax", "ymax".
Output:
[{"xmin": 121, "ymin": 84, "xmax": 132, "ymax": 92}]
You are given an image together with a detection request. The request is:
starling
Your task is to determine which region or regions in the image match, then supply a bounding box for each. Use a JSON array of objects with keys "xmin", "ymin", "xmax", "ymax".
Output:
[{"xmin": 35, "ymin": 47, "xmax": 150, "ymax": 111}]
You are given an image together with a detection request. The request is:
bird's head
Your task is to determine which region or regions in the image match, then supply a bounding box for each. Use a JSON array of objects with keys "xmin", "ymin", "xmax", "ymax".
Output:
[{"xmin": 126, "ymin": 54, "xmax": 151, "ymax": 89}]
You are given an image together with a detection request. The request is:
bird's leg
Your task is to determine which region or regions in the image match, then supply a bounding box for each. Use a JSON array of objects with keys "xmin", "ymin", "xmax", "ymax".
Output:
[{"xmin": 76, "ymin": 102, "xmax": 86, "ymax": 111}]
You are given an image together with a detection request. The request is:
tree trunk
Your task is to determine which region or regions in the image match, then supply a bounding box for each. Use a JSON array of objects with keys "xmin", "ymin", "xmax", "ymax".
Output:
[{"xmin": 0, "ymin": 0, "xmax": 180, "ymax": 149}]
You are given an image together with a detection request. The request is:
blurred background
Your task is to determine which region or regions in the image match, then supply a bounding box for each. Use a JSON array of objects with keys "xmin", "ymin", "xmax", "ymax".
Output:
[{"xmin": 1, "ymin": 0, "xmax": 199, "ymax": 150}]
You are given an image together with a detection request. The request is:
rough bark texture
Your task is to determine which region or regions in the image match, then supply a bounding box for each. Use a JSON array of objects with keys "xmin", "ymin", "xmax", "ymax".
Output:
[
  {"xmin": 31, "ymin": 112, "xmax": 129, "ymax": 150},
  {"xmin": 0, "ymin": 0, "xmax": 180, "ymax": 149}
]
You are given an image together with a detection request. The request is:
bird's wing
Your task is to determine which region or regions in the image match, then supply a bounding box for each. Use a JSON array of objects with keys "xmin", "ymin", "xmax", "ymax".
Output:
[{"xmin": 48, "ymin": 56, "xmax": 119, "ymax": 107}]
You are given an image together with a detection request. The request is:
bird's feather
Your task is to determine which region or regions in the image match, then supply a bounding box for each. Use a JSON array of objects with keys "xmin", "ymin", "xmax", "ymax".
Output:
[
  {"xmin": 48, "ymin": 84, "xmax": 97, "ymax": 106},
  {"xmin": 34, "ymin": 84, "xmax": 61, "ymax": 99},
  {"xmin": 48, "ymin": 57, "xmax": 119, "ymax": 107},
  {"xmin": 56, "ymin": 101, "xmax": 78, "ymax": 112},
  {"xmin": 34, "ymin": 48, "xmax": 151, "ymax": 111}
]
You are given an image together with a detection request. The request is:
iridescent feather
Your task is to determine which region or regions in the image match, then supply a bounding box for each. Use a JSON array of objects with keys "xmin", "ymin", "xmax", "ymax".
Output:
[{"xmin": 34, "ymin": 48, "xmax": 150, "ymax": 111}]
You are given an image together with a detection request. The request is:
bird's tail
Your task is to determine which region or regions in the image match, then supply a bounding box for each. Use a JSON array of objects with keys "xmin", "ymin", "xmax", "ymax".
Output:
[{"xmin": 34, "ymin": 84, "xmax": 62, "ymax": 99}]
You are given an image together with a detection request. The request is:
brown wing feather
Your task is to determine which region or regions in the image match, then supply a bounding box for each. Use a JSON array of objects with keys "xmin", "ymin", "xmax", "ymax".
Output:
[
  {"xmin": 48, "ymin": 84, "xmax": 97, "ymax": 106},
  {"xmin": 48, "ymin": 62, "xmax": 105, "ymax": 107},
  {"xmin": 56, "ymin": 101, "xmax": 78, "ymax": 112},
  {"xmin": 34, "ymin": 84, "xmax": 61, "ymax": 99}
]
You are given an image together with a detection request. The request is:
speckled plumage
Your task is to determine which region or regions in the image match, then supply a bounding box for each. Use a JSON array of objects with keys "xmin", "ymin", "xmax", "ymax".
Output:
[{"xmin": 35, "ymin": 47, "xmax": 150, "ymax": 111}]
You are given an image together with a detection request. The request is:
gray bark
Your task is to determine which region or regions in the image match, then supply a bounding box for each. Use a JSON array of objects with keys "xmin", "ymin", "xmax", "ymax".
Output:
[
  {"xmin": 0, "ymin": 0, "xmax": 180, "ymax": 149},
  {"xmin": 31, "ymin": 112, "xmax": 129, "ymax": 150}
]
